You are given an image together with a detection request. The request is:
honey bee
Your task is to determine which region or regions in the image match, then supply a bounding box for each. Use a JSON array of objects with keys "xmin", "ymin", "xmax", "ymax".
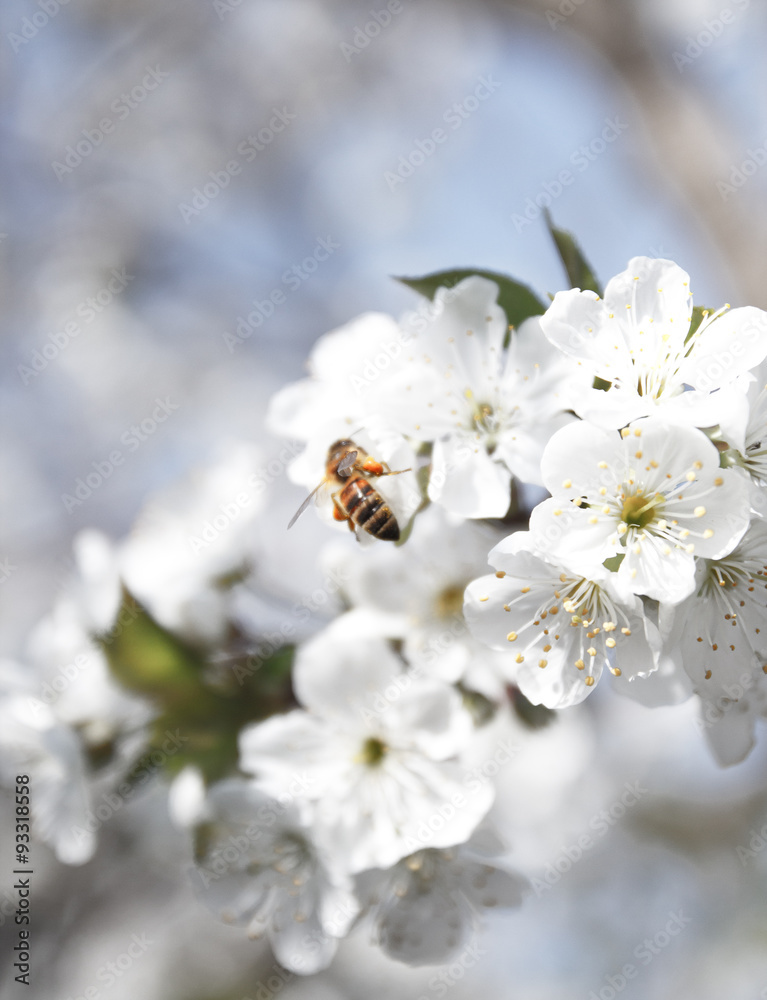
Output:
[{"xmin": 288, "ymin": 439, "xmax": 411, "ymax": 542}]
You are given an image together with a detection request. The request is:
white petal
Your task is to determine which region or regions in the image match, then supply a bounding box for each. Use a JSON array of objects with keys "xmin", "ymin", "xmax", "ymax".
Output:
[
  {"xmin": 292, "ymin": 621, "xmax": 409, "ymax": 728},
  {"xmin": 540, "ymin": 287, "xmax": 616, "ymax": 365},
  {"xmin": 413, "ymin": 276, "xmax": 508, "ymax": 391},
  {"xmin": 618, "ymin": 535, "xmax": 697, "ymax": 604},
  {"xmin": 385, "ymin": 680, "xmax": 472, "ymax": 760},
  {"xmin": 168, "ymin": 766, "xmax": 209, "ymax": 828},
  {"xmin": 603, "ymin": 257, "xmax": 692, "ymax": 343},
  {"xmin": 540, "ymin": 420, "xmax": 621, "ymax": 499},
  {"xmin": 270, "ymin": 913, "xmax": 339, "ymax": 975},
  {"xmin": 238, "ymin": 710, "xmax": 346, "ymax": 801},
  {"xmin": 429, "ymin": 435, "xmax": 511, "ymax": 518},
  {"xmin": 681, "ymin": 306, "xmax": 767, "ymax": 391},
  {"xmin": 529, "ymin": 497, "xmax": 616, "ymax": 575},
  {"xmin": 611, "ymin": 648, "xmax": 692, "ymax": 707}
]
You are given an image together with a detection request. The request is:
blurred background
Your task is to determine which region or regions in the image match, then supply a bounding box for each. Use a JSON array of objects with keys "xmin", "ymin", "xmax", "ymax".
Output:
[{"xmin": 3, "ymin": 0, "xmax": 767, "ymax": 997}]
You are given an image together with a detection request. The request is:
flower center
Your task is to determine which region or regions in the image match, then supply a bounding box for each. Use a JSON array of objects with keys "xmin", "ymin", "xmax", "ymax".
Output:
[
  {"xmin": 472, "ymin": 402, "xmax": 495, "ymax": 429},
  {"xmin": 359, "ymin": 737, "xmax": 388, "ymax": 766},
  {"xmin": 620, "ymin": 490, "xmax": 663, "ymax": 530},
  {"xmin": 466, "ymin": 391, "xmax": 502, "ymax": 453},
  {"xmin": 435, "ymin": 583, "xmax": 466, "ymax": 620},
  {"xmin": 634, "ymin": 370, "xmax": 668, "ymax": 400},
  {"xmin": 268, "ymin": 831, "xmax": 313, "ymax": 876}
]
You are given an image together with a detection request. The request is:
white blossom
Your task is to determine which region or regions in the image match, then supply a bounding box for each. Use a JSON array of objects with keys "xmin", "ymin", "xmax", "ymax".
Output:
[
  {"xmin": 321, "ymin": 505, "xmax": 510, "ymax": 697},
  {"xmin": 661, "ymin": 519, "xmax": 767, "ymax": 764},
  {"xmin": 119, "ymin": 443, "xmax": 267, "ymax": 644},
  {"xmin": 533, "ymin": 417, "xmax": 751, "ymax": 604},
  {"xmin": 0, "ymin": 676, "xmax": 96, "ymax": 865},
  {"xmin": 465, "ymin": 532, "xmax": 660, "ymax": 708},
  {"xmin": 267, "ymin": 310, "xmax": 421, "ymax": 537},
  {"xmin": 238, "ymin": 619, "xmax": 493, "ymax": 873},
  {"xmin": 358, "ymin": 839, "xmax": 527, "ymax": 966},
  {"xmin": 25, "ymin": 529, "xmax": 150, "ymax": 747},
  {"xmin": 368, "ymin": 276, "xmax": 574, "ymax": 517},
  {"xmin": 720, "ymin": 374, "xmax": 767, "ymax": 502},
  {"xmin": 192, "ymin": 778, "xmax": 358, "ymax": 974},
  {"xmin": 540, "ymin": 256, "xmax": 767, "ymax": 429}
]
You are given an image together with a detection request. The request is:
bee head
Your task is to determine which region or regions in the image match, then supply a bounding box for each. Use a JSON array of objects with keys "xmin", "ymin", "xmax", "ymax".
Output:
[{"xmin": 328, "ymin": 438, "xmax": 356, "ymax": 458}]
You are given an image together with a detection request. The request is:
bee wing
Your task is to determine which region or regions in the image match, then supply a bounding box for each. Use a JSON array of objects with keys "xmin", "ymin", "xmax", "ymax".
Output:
[
  {"xmin": 336, "ymin": 449, "xmax": 358, "ymax": 478},
  {"xmin": 287, "ymin": 479, "xmax": 328, "ymax": 529}
]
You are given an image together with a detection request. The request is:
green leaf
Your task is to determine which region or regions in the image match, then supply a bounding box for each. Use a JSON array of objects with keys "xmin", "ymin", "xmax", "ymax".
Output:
[
  {"xmin": 602, "ymin": 553, "xmax": 625, "ymax": 573},
  {"xmin": 396, "ymin": 268, "xmax": 546, "ymax": 330},
  {"xmin": 98, "ymin": 590, "xmax": 297, "ymax": 784},
  {"xmin": 97, "ymin": 588, "xmax": 206, "ymax": 699},
  {"xmin": 543, "ymin": 210, "xmax": 602, "ymax": 295}
]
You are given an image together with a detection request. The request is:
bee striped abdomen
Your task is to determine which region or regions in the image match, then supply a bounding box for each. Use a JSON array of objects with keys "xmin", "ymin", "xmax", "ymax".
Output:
[{"xmin": 339, "ymin": 478, "xmax": 400, "ymax": 541}]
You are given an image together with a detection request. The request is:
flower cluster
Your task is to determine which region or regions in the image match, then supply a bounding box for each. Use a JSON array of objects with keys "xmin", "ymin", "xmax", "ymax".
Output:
[
  {"xmin": 6, "ymin": 249, "xmax": 767, "ymax": 978},
  {"xmin": 270, "ymin": 256, "xmax": 767, "ymax": 766},
  {"xmin": 464, "ymin": 258, "xmax": 767, "ymax": 764}
]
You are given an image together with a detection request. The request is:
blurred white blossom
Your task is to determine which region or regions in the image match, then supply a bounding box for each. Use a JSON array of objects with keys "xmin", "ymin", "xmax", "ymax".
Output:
[{"xmin": 239, "ymin": 618, "xmax": 493, "ymax": 873}]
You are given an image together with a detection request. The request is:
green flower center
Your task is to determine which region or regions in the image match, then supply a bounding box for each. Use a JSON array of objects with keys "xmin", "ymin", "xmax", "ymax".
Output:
[
  {"xmin": 620, "ymin": 491, "xmax": 663, "ymax": 530},
  {"xmin": 359, "ymin": 737, "xmax": 387, "ymax": 766}
]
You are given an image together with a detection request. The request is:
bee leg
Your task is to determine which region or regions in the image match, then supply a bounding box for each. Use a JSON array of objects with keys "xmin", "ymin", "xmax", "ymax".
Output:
[
  {"xmin": 360, "ymin": 458, "xmax": 412, "ymax": 478},
  {"xmin": 376, "ymin": 465, "xmax": 412, "ymax": 478},
  {"xmin": 330, "ymin": 493, "xmax": 352, "ymax": 528}
]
